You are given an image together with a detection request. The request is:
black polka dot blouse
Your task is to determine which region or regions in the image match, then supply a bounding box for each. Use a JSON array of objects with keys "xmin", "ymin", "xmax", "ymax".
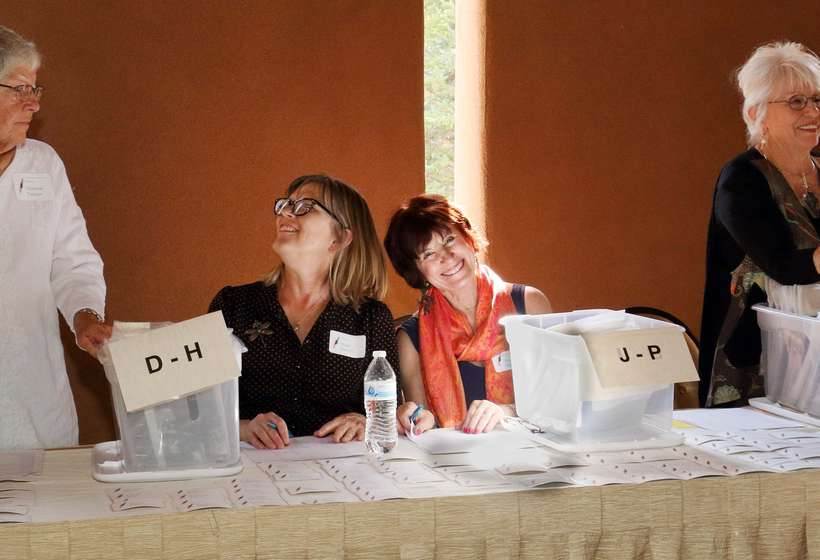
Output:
[{"xmin": 209, "ymin": 281, "xmax": 399, "ymax": 437}]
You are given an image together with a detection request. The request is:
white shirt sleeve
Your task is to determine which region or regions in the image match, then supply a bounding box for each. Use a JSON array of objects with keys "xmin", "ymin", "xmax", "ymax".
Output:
[{"xmin": 48, "ymin": 154, "xmax": 107, "ymax": 332}]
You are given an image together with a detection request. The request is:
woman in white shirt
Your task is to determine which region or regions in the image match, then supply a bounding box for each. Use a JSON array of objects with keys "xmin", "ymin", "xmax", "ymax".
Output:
[{"xmin": 0, "ymin": 26, "xmax": 110, "ymax": 449}]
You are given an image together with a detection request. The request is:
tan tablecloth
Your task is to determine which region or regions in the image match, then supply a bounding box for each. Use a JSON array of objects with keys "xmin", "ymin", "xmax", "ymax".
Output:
[{"xmin": 1, "ymin": 447, "xmax": 818, "ymax": 559}]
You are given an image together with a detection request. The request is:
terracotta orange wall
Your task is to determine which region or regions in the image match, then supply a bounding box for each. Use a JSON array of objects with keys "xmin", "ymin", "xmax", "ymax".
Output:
[
  {"xmin": 5, "ymin": 2, "xmax": 423, "ymax": 444},
  {"xmin": 6, "ymin": 3, "xmax": 820, "ymax": 444},
  {"xmin": 483, "ymin": 2, "xmax": 820, "ymax": 335}
]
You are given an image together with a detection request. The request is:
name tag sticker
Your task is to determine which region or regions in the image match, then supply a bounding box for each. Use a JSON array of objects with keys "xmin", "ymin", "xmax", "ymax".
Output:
[
  {"xmin": 13, "ymin": 174, "xmax": 53, "ymax": 201},
  {"xmin": 328, "ymin": 330, "xmax": 366, "ymax": 359},
  {"xmin": 492, "ymin": 351, "xmax": 512, "ymax": 372}
]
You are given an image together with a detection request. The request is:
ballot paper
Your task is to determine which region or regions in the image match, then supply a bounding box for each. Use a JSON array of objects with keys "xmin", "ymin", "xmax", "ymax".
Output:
[
  {"xmin": 673, "ymin": 408, "xmax": 804, "ymax": 431},
  {"xmin": 0, "ymin": 450, "xmax": 43, "ymax": 479},
  {"xmin": 227, "ymin": 479, "xmax": 286, "ymax": 507},
  {"xmin": 408, "ymin": 426, "xmax": 534, "ymax": 455},
  {"xmin": 243, "ymin": 436, "xmax": 423, "ymax": 463},
  {"xmin": 107, "ymin": 487, "xmax": 168, "ymax": 512}
]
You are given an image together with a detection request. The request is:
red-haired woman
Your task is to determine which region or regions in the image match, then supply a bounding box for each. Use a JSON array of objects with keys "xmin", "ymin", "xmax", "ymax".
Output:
[{"xmin": 384, "ymin": 195, "xmax": 551, "ymax": 435}]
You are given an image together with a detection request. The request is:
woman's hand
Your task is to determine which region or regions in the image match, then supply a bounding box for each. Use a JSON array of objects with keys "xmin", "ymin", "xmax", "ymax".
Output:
[
  {"xmin": 241, "ymin": 412, "xmax": 290, "ymax": 449},
  {"xmin": 460, "ymin": 400, "xmax": 506, "ymax": 433},
  {"xmin": 314, "ymin": 412, "xmax": 365, "ymax": 443},
  {"xmin": 397, "ymin": 401, "xmax": 435, "ymax": 436},
  {"xmin": 73, "ymin": 311, "xmax": 112, "ymax": 358}
]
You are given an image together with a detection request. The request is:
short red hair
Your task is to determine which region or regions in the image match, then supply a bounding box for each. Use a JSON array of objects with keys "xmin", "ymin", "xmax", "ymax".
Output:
[{"xmin": 383, "ymin": 194, "xmax": 486, "ymax": 290}]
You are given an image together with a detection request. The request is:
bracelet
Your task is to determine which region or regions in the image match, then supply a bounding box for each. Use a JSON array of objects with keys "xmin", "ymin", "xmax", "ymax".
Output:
[{"xmin": 76, "ymin": 308, "xmax": 103, "ymax": 323}]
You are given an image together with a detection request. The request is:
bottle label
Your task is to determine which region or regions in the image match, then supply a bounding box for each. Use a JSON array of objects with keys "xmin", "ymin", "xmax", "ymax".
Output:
[{"xmin": 364, "ymin": 380, "xmax": 396, "ymax": 401}]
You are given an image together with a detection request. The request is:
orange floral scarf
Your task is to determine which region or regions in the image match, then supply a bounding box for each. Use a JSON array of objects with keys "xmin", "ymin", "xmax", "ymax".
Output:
[{"xmin": 418, "ymin": 265, "xmax": 516, "ymax": 427}]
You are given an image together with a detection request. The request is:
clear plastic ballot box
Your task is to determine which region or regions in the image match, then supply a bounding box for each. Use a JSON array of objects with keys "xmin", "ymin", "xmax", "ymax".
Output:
[
  {"xmin": 501, "ymin": 310, "xmax": 699, "ymax": 452},
  {"xmin": 92, "ymin": 319, "xmax": 245, "ymax": 482},
  {"xmin": 750, "ymin": 304, "xmax": 820, "ymax": 425}
]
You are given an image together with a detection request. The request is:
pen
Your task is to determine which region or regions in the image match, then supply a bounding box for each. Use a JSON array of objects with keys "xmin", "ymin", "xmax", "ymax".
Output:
[
  {"xmin": 266, "ymin": 420, "xmax": 294, "ymax": 438},
  {"xmin": 409, "ymin": 404, "xmax": 424, "ymax": 425}
]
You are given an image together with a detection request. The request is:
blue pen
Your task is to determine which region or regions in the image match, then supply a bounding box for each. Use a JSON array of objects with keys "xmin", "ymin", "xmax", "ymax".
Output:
[
  {"xmin": 267, "ymin": 420, "xmax": 294, "ymax": 438},
  {"xmin": 409, "ymin": 404, "xmax": 424, "ymax": 425}
]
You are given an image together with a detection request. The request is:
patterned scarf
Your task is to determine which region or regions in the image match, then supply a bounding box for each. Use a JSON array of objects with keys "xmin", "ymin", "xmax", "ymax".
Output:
[{"xmin": 417, "ymin": 265, "xmax": 516, "ymax": 427}]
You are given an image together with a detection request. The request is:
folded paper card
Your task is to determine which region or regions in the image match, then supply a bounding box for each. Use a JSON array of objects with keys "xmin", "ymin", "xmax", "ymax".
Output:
[{"xmin": 106, "ymin": 312, "xmax": 240, "ymax": 411}]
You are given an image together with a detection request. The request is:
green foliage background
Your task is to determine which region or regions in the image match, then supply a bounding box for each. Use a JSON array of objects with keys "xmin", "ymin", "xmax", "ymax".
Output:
[{"xmin": 424, "ymin": 0, "xmax": 455, "ymax": 199}]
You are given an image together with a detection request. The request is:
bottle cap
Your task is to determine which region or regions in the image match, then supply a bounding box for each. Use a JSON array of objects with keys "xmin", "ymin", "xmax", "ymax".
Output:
[{"xmin": 372, "ymin": 350, "xmax": 386, "ymax": 358}]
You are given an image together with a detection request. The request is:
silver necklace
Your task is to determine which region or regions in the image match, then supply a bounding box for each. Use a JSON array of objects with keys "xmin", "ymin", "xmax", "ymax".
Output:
[
  {"xmin": 760, "ymin": 148, "xmax": 819, "ymax": 218},
  {"xmin": 288, "ymin": 295, "xmax": 327, "ymax": 334}
]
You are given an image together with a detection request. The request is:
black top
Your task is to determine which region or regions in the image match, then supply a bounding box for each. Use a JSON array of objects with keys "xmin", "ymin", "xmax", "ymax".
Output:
[
  {"xmin": 399, "ymin": 283, "xmax": 526, "ymax": 408},
  {"xmin": 698, "ymin": 148, "xmax": 820, "ymax": 405},
  {"xmin": 209, "ymin": 282, "xmax": 399, "ymax": 436}
]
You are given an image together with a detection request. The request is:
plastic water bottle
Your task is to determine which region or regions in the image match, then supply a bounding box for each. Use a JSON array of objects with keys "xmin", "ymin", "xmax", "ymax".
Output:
[{"xmin": 363, "ymin": 350, "xmax": 397, "ymax": 457}]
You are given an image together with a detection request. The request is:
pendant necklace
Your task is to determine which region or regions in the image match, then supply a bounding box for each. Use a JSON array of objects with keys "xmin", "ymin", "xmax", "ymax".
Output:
[
  {"xmin": 760, "ymin": 148, "xmax": 819, "ymax": 218},
  {"xmin": 799, "ymin": 159, "xmax": 819, "ymax": 219},
  {"xmin": 289, "ymin": 295, "xmax": 327, "ymax": 335}
]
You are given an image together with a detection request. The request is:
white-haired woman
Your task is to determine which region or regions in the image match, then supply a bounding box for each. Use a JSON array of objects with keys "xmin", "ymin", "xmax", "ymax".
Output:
[
  {"xmin": 209, "ymin": 174, "xmax": 398, "ymax": 448},
  {"xmin": 0, "ymin": 26, "xmax": 110, "ymax": 449},
  {"xmin": 700, "ymin": 42, "xmax": 820, "ymax": 407}
]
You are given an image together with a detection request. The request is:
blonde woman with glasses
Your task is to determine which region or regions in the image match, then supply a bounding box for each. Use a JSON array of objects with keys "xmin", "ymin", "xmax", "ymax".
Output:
[
  {"xmin": 0, "ymin": 26, "xmax": 110, "ymax": 450},
  {"xmin": 209, "ymin": 174, "xmax": 398, "ymax": 448},
  {"xmin": 700, "ymin": 42, "xmax": 820, "ymax": 408}
]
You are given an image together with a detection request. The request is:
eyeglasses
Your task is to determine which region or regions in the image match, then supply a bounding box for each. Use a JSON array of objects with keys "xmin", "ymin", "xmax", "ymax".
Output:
[
  {"xmin": 768, "ymin": 94, "xmax": 820, "ymax": 111},
  {"xmin": 0, "ymin": 83, "xmax": 44, "ymax": 102},
  {"xmin": 274, "ymin": 197, "xmax": 344, "ymax": 225}
]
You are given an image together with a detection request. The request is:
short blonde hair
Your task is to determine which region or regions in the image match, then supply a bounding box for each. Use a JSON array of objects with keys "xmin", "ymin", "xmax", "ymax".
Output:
[
  {"xmin": 264, "ymin": 174, "xmax": 388, "ymax": 311},
  {"xmin": 0, "ymin": 26, "xmax": 41, "ymax": 80},
  {"xmin": 737, "ymin": 41, "xmax": 820, "ymax": 146}
]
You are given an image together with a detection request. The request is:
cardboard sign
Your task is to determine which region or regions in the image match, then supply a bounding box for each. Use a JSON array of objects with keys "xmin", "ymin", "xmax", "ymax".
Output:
[
  {"xmin": 582, "ymin": 326, "xmax": 699, "ymax": 389},
  {"xmin": 107, "ymin": 312, "xmax": 240, "ymax": 411}
]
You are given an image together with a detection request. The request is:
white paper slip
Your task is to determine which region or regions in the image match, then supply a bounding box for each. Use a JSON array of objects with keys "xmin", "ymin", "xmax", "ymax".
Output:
[
  {"xmin": 452, "ymin": 471, "xmax": 512, "ymax": 488},
  {"xmin": 698, "ymin": 440, "xmax": 759, "ymax": 454},
  {"xmin": 584, "ymin": 447, "xmax": 683, "ymax": 465},
  {"xmin": 673, "ymin": 408, "xmax": 804, "ymax": 431},
  {"xmin": 517, "ymin": 471, "xmax": 574, "ymax": 488},
  {"xmin": 356, "ymin": 486, "xmax": 408, "ymax": 501},
  {"xmin": 780, "ymin": 446, "xmax": 820, "ymax": 460},
  {"xmin": 107, "ymin": 487, "xmax": 167, "ymax": 512},
  {"xmin": 655, "ymin": 459, "xmax": 724, "ymax": 479},
  {"xmin": 402, "ymin": 483, "xmax": 461, "ymax": 498},
  {"xmin": 0, "ymin": 476, "xmax": 34, "ymax": 483},
  {"xmin": 612, "ymin": 462, "xmax": 683, "ymax": 483},
  {"xmin": 409, "ymin": 426, "xmax": 531, "ymax": 455},
  {"xmin": 435, "ymin": 465, "xmax": 486, "ymax": 474},
  {"xmin": 0, "ymin": 504, "xmax": 28, "ymax": 515},
  {"xmin": 679, "ymin": 429, "xmax": 730, "ymax": 445},
  {"xmin": 174, "ymin": 488, "xmax": 232, "ymax": 511},
  {"xmin": 278, "ymin": 479, "xmax": 341, "ymax": 495},
  {"xmin": 380, "ymin": 462, "xmax": 447, "ymax": 484},
  {"xmin": 281, "ymin": 491, "xmax": 359, "ymax": 506},
  {"xmin": 0, "ymin": 489, "xmax": 33, "ymax": 505},
  {"xmin": 496, "ymin": 462, "xmax": 552, "ymax": 475},
  {"xmin": 243, "ymin": 436, "xmax": 366, "ymax": 462},
  {"xmin": 727, "ymin": 433, "xmax": 797, "ymax": 451},
  {"xmin": 261, "ymin": 461, "xmax": 325, "ymax": 481},
  {"xmin": 228, "ymin": 479, "xmax": 286, "ymax": 507},
  {"xmin": 767, "ymin": 429, "xmax": 820, "ymax": 440},
  {"xmin": 318, "ymin": 457, "xmax": 370, "ymax": 476},
  {"xmin": 0, "ymin": 513, "xmax": 30, "ymax": 523},
  {"xmin": 0, "ymin": 449, "xmax": 44, "ymax": 478},
  {"xmin": 732, "ymin": 451, "xmax": 793, "ymax": 465},
  {"xmin": 566, "ymin": 466, "xmax": 631, "ymax": 486},
  {"xmin": 426, "ymin": 453, "xmax": 481, "ymax": 468},
  {"xmin": 0, "ymin": 484, "xmax": 32, "ymax": 493},
  {"xmin": 772, "ymin": 458, "xmax": 820, "ymax": 472}
]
